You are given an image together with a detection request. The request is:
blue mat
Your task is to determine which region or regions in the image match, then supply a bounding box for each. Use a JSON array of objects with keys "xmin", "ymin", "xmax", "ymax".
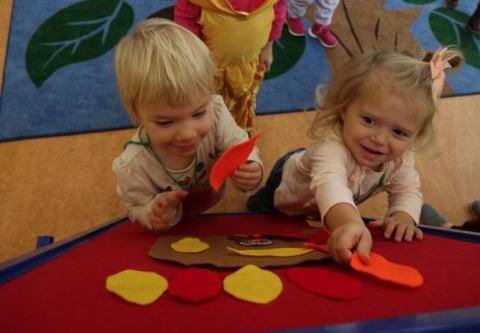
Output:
[{"xmin": 1, "ymin": 0, "xmax": 479, "ymax": 142}]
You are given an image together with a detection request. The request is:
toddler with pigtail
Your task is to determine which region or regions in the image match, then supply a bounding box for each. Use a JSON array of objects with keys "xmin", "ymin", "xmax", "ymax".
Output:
[{"xmin": 248, "ymin": 47, "xmax": 464, "ymax": 266}]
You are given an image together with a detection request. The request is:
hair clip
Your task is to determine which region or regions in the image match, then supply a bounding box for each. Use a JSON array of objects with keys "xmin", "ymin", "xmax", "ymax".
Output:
[{"xmin": 430, "ymin": 47, "xmax": 453, "ymax": 99}]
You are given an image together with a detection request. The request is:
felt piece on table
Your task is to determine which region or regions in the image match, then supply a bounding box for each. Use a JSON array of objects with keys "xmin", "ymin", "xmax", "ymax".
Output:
[
  {"xmin": 351, "ymin": 251, "xmax": 424, "ymax": 288},
  {"xmin": 223, "ymin": 265, "xmax": 282, "ymax": 304},
  {"xmin": 306, "ymin": 219, "xmax": 323, "ymax": 229},
  {"xmin": 287, "ymin": 267, "xmax": 362, "ymax": 301},
  {"xmin": 227, "ymin": 246, "xmax": 313, "ymax": 257},
  {"xmin": 149, "ymin": 235, "xmax": 330, "ymax": 268},
  {"xmin": 170, "ymin": 237, "xmax": 210, "ymax": 253},
  {"xmin": 168, "ymin": 268, "xmax": 222, "ymax": 302},
  {"xmin": 210, "ymin": 133, "xmax": 260, "ymax": 191},
  {"xmin": 106, "ymin": 269, "xmax": 168, "ymax": 305},
  {"xmin": 308, "ymin": 230, "xmax": 330, "ymax": 244},
  {"xmin": 304, "ymin": 242, "xmax": 330, "ymax": 254}
]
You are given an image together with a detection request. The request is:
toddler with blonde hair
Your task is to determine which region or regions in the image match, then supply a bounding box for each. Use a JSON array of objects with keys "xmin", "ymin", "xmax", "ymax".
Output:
[
  {"xmin": 113, "ymin": 19, "xmax": 264, "ymax": 230},
  {"xmin": 248, "ymin": 48, "xmax": 464, "ymax": 266}
]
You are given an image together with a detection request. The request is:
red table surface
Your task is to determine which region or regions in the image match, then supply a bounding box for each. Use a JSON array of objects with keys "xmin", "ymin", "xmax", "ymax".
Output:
[{"xmin": 1, "ymin": 213, "xmax": 480, "ymax": 333}]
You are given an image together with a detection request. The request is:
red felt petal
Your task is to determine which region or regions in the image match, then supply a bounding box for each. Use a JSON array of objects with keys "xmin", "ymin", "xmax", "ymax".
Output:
[
  {"xmin": 287, "ymin": 267, "xmax": 362, "ymax": 301},
  {"xmin": 210, "ymin": 133, "xmax": 260, "ymax": 191},
  {"xmin": 168, "ymin": 268, "xmax": 222, "ymax": 302}
]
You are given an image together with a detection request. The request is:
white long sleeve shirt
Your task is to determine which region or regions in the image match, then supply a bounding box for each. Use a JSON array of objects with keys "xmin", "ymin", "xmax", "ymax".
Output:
[
  {"xmin": 274, "ymin": 129, "xmax": 423, "ymax": 224},
  {"xmin": 113, "ymin": 95, "xmax": 264, "ymax": 229}
]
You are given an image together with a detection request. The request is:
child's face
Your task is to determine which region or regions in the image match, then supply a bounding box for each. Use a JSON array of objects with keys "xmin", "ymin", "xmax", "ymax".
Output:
[
  {"xmin": 340, "ymin": 94, "xmax": 422, "ymax": 171},
  {"xmin": 137, "ymin": 92, "xmax": 212, "ymax": 159}
]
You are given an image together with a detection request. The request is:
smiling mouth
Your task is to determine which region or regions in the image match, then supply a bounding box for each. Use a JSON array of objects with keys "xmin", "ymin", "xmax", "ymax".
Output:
[
  {"xmin": 176, "ymin": 142, "xmax": 197, "ymax": 151},
  {"xmin": 361, "ymin": 145, "xmax": 384, "ymax": 156}
]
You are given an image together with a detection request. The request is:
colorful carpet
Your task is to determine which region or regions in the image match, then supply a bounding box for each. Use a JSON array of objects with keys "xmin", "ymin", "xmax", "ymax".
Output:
[{"xmin": 0, "ymin": 0, "xmax": 479, "ymax": 142}]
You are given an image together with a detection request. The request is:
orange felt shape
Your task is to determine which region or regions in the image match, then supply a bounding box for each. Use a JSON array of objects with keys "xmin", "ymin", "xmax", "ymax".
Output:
[
  {"xmin": 351, "ymin": 251, "xmax": 424, "ymax": 288},
  {"xmin": 210, "ymin": 133, "xmax": 260, "ymax": 191}
]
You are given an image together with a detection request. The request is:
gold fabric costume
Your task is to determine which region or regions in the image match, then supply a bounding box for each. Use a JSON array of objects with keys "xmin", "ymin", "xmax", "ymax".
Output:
[{"xmin": 190, "ymin": 0, "xmax": 277, "ymax": 129}]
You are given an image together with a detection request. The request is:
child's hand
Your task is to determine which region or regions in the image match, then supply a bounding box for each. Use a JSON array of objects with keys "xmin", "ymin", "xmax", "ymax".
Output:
[
  {"xmin": 229, "ymin": 161, "xmax": 262, "ymax": 192},
  {"xmin": 150, "ymin": 190, "xmax": 188, "ymax": 230},
  {"xmin": 258, "ymin": 41, "xmax": 273, "ymax": 72},
  {"xmin": 369, "ymin": 212, "xmax": 423, "ymax": 242},
  {"xmin": 328, "ymin": 223, "xmax": 372, "ymax": 267}
]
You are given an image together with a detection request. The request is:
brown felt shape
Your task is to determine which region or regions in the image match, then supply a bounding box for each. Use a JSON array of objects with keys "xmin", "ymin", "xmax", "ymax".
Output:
[{"xmin": 148, "ymin": 235, "xmax": 330, "ymax": 268}]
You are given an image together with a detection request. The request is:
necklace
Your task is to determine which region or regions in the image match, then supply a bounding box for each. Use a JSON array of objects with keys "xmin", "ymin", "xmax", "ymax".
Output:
[
  {"xmin": 123, "ymin": 135, "xmax": 198, "ymax": 190},
  {"xmin": 355, "ymin": 162, "xmax": 388, "ymax": 204}
]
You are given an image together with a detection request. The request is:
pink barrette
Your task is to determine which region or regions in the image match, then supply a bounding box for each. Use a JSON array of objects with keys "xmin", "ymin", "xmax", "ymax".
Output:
[{"xmin": 430, "ymin": 47, "xmax": 453, "ymax": 99}]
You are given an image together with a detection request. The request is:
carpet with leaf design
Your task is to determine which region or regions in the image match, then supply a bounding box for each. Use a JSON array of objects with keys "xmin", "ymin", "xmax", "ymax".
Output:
[{"xmin": 0, "ymin": 0, "xmax": 478, "ymax": 142}]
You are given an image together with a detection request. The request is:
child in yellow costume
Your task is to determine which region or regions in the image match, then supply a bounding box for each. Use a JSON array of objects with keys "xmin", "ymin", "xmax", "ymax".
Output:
[{"xmin": 175, "ymin": 0, "xmax": 286, "ymax": 130}]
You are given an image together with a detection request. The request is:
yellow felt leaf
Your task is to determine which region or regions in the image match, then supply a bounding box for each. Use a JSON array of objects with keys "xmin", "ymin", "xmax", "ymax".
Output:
[
  {"xmin": 106, "ymin": 269, "xmax": 168, "ymax": 305},
  {"xmin": 306, "ymin": 219, "xmax": 324, "ymax": 229},
  {"xmin": 223, "ymin": 265, "xmax": 282, "ymax": 304},
  {"xmin": 171, "ymin": 237, "xmax": 210, "ymax": 253},
  {"xmin": 227, "ymin": 246, "xmax": 313, "ymax": 257}
]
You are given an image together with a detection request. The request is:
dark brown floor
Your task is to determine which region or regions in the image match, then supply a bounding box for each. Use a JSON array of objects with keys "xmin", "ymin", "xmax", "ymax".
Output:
[{"xmin": 1, "ymin": 1, "xmax": 479, "ymax": 263}]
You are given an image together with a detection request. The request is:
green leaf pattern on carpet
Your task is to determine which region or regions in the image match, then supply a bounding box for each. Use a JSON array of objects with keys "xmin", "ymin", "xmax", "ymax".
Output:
[
  {"xmin": 265, "ymin": 24, "xmax": 306, "ymax": 81},
  {"xmin": 26, "ymin": 0, "xmax": 134, "ymax": 88},
  {"xmin": 429, "ymin": 7, "xmax": 480, "ymax": 70}
]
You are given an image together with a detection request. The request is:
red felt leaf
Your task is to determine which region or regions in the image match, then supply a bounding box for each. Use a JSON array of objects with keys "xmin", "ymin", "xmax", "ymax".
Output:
[
  {"xmin": 168, "ymin": 268, "xmax": 222, "ymax": 302},
  {"xmin": 287, "ymin": 267, "xmax": 362, "ymax": 301},
  {"xmin": 210, "ymin": 133, "xmax": 260, "ymax": 191}
]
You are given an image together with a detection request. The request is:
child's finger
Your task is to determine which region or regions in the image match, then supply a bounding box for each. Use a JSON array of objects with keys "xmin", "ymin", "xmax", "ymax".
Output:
[
  {"xmin": 165, "ymin": 190, "xmax": 189, "ymax": 204},
  {"xmin": 236, "ymin": 162, "xmax": 259, "ymax": 172},
  {"xmin": 414, "ymin": 227, "xmax": 423, "ymax": 240},
  {"xmin": 367, "ymin": 219, "xmax": 384, "ymax": 227},
  {"xmin": 355, "ymin": 243, "xmax": 371, "ymax": 265}
]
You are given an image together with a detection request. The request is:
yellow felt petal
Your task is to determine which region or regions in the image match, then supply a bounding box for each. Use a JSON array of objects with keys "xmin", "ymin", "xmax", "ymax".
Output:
[
  {"xmin": 227, "ymin": 246, "xmax": 313, "ymax": 257},
  {"xmin": 223, "ymin": 265, "xmax": 282, "ymax": 304},
  {"xmin": 306, "ymin": 219, "xmax": 324, "ymax": 229},
  {"xmin": 171, "ymin": 237, "xmax": 210, "ymax": 253},
  {"xmin": 106, "ymin": 269, "xmax": 168, "ymax": 305}
]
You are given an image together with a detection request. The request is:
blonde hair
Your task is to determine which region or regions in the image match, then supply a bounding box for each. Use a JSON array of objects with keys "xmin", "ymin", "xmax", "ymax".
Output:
[
  {"xmin": 114, "ymin": 18, "xmax": 215, "ymax": 124},
  {"xmin": 308, "ymin": 48, "xmax": 464, "ymax": 151}
]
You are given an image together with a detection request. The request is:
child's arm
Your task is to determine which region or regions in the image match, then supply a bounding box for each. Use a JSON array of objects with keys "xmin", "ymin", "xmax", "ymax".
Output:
[
  {"xmin": 113, "ymin": 152, "xmax": 189, "ymax": 230},
  {"xmin": 210, "ymin": 95, "xmax": 265, "ymax": 193},
  {"xmin": 369, "ymin": 151, "xmax": 423, "ymax": 241},
  {"xmin": 174, "ymin": 0, "xmax": 201, "ymax": 37},
  {"xmin": 270, "ymin": 0, "xmax": 286, "ymax": 41},
  {"xmin": 324, "ymin": 203, "xmax": 372, "ymax": 266},
  {"xmin": 259, "ymin": 0, "xmax": 286, "ymax": 72}
]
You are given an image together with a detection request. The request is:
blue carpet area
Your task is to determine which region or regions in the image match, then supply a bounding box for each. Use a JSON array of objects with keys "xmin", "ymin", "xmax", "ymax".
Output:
[{"xmin": 0, "ymin": 0, "xmax": 479, "ymax": 142}]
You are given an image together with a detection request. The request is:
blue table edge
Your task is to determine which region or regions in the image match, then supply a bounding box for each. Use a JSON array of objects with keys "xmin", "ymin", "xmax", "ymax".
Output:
[{"xmin": 1, "ymin": 212, "xmax": 479, "ymax": 332}]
